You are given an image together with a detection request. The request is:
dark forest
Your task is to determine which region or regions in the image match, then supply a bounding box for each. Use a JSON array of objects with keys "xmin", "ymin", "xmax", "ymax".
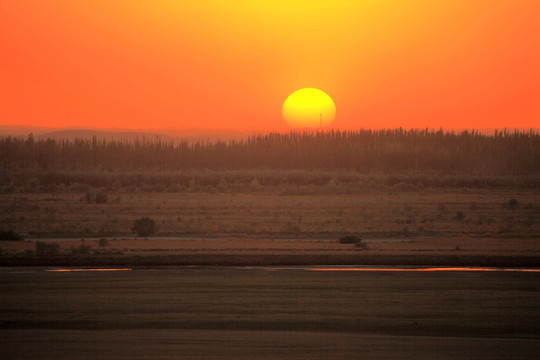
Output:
[
  {"xmin": 2, "ymin": 129, "xmax": 539, "ymax": 173},
  {"xmin": 1, "ymin": 129, "xmax": 539, "ymax": 193}
]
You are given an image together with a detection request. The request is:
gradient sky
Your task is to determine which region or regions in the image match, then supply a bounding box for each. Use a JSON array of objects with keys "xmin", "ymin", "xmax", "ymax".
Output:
[{"xmin": 1, "ymin": 1, "xmax": 538, "ymax": 131}]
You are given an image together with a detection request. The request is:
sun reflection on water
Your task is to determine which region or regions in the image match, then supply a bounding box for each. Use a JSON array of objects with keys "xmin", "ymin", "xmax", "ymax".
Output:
[
  {"xmin": 46, "ymin": 268, "xmax": 132, "ymax": 272},
  {"xmin": 308, "ymin": 267, "xmax": 540, "ymax": 272}
]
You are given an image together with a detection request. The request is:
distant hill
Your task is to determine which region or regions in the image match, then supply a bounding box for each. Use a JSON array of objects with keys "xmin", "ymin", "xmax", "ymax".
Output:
[
  {"xmin": 36, "ymin": 129, "xmax": 179, "ymax": 142},
  {"xmin": 1, "ymin": 126, "xmax": 537, "ymax": 142},
  {"xmin": 0, "ymin": 126, "xmax": 63, "ymax": 138},
  {"xmin": 0, "ymin": 126, "xmax": 250, "ymax": 143}
]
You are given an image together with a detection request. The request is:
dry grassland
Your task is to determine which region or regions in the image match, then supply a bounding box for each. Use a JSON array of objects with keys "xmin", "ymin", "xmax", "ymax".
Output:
[
  {"xmin": 2, "ymin": 188, "xmax": 539, "ymax": 237},
  {"xmin": 1, "ymin": 188, "xmax": 539, "ymax": 265}
]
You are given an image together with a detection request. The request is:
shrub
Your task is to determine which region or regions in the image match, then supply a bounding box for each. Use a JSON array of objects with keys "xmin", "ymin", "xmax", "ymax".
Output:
[
  {"xmin": 401, "ymin": 226, "xmax": 410, "ymax": 237},
  {"xmin": 27, "ymin": 177, "xmax": 40, "ymax": 192},
  {"xmin": 355, "ymin": 241, "xmax": 368, "ymax": 249},
  {"xmin": 99, "ymin": 237, "xmax": 109, "ymax": 247},
  {"xmin": 35, "ymin": 241, "xmax": 60, "ymax": 257},
  {"xmin": 132, "ymin": 217, "xmax": 156, "ymax": 237},
  {"xmin": 71, "ymin": 242, "xmax": 91, "ymax": 255},
  {"xmin": 453, "ymin": 211, "xmax": 466, "ymax": 221},
  {"xmin": 85, "ymin": 191, "xmax": 94, "ymax": 203},
  {"xmin": 338, "ymin": 235, "xmax": 362, "ymax": 244},
  {"xmin": 95, "ymin": 192, "xmax": 108, "ymax": 204},
  {"xmin": 504, "ymin": 198, "xmax": 519, "ymax": 209},
  {"xmin": 0, "ymin": 229, "xmax": 23, "ymax": 241}
]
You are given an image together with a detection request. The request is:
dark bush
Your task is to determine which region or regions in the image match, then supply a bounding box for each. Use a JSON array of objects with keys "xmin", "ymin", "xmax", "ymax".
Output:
[
  {"xmin": 85, "ymin": 191, "xmax": 94, "ymax": 203},
  {"xmin": 35, "ymin": 241, "xmax": 60, "ymax": 257},
  {"xmin": 95, "ymin": 192, "xmax": 108, "ymax": 204},
  {"xmin": 338, "ymin": 235, "xmax": 362, "ymax": 244},
  {"xmin": 504, "ymin": 198, "xmax": 519, "ymax": 209},
  {"xmin": 99, "ymin": 237, "xmax": 109, "ymax": 247},
  {"xmin": 71, "ymin": 242, "xmax": 91, "ymax": 255},
  {"xmin": 401, "ymin": 226, "xmax": 410, "ymax": 237},
  {"xmin": 355, "ymin": 241, "xmax": 368, "ymax": 249},
  {"xmin": 132, "ymin": 217, "xmax": 156, "ymax": 237},
  {"xmin": 0, "ymin": 229, "xmax": 23, "ymax": 241},
  {"xmin": 453, "ymin": 211, "xmax": 466, "ymax": 221}
]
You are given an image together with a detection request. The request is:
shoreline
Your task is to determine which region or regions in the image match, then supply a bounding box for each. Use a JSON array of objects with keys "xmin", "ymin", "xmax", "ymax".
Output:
[{"xmin": 2, "ymin": 254, "xmax": 539, "ymax": 268}]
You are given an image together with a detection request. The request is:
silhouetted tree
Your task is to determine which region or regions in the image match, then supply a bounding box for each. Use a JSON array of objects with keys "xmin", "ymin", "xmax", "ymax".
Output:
[
  {"xmin": 0, "ymin": 129, "xmax": 538, "ymax": 175},
  {"xmin": 0, "ymin": 229, "xmax": 23, "ymax": 241}
]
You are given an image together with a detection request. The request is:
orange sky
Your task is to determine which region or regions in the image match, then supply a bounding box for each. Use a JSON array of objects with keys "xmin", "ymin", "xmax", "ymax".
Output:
[{"xmin": 1, "ymin": 1, "xmax": 538, "ymax": 131}]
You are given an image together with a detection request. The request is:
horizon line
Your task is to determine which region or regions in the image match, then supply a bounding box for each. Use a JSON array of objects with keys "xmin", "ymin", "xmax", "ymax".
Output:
[{"xmin": 1, "ymin": 124, "xmax": 539, "ymax": 135}]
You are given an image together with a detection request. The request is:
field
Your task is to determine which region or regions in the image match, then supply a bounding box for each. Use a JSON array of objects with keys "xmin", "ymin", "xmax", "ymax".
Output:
[
  {"xmin": 1, "ymin": 267, "xmax": 539, "ymax": 359},
  {"xmin": 3, "ymin": 187, "xmax": 539, "ymax": 237},
  {"xmin": 1, "ymin": 186, "xmax": 539, "ymax": 267}
]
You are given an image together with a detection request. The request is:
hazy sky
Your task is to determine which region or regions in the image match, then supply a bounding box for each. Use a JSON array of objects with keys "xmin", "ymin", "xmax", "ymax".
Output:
[{"xmin": 1, "ymin": 1, "xmax": 538, "ymax": 131}]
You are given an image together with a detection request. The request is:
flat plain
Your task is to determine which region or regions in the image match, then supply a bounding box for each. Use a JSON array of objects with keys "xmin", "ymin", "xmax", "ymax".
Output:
[
  {"xmin": 1, "ymin": 188, "xmax": 539, "ymax": 266},
  {"xmin": 2, "ymin": 188, "xmax": 539, "ymax": 239}
]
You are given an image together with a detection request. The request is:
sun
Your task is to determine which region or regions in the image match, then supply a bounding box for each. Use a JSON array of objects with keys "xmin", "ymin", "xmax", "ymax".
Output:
[{"xmin": 282, "ymin": 88, "xmax": 336, "ymax": 128}]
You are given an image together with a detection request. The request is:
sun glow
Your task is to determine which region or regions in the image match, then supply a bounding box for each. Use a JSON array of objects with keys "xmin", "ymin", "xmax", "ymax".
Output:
[
  {"xmin": 282, "ymin": 88, "xmax": 336, "ymax": 128},
  {"xmin": 1, "ymin": 1, "xmax": 538, "ymax": 130}
]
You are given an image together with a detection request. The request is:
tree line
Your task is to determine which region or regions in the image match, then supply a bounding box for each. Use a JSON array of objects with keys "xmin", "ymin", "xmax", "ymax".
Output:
[{"xmin": 1, "ymin": 129, "xmax": 538, "ymax": 176}]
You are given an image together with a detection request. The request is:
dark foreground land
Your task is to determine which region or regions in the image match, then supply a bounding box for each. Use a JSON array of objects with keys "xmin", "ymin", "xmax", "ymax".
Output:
[
  {"xmin": 2, "ymin": 253, "xmax": 540, "ymax": 268},
  {"xmin": 1, "ymin": 267, "xmax": 539, "ymax": 359}
]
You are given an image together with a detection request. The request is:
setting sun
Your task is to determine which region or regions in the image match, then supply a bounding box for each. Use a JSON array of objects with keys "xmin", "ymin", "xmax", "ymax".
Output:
[{"xmin": 282, "ymin": 88, "xmax": 336, "ymax": 128}]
